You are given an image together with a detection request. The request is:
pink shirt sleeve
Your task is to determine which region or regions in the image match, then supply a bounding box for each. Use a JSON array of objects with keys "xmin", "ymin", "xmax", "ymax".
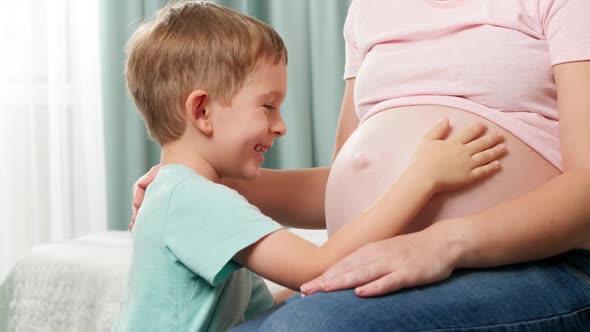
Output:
[
  {"xmin": 343, "ymin": 0, "xmax": 362, "ymax": 79},
  {"xmin": 541, "ymin": 0, "xmax": 590, "ymax": 65}
]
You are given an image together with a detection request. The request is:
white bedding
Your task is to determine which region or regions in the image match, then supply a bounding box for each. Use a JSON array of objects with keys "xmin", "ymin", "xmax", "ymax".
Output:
[
  {"xmin": 0, "ymin": 229, "xmax": 327, "ymax": 332},
  {"xmin": 0, "ymin": 232, "xmax": 132, "ymax": 332}
]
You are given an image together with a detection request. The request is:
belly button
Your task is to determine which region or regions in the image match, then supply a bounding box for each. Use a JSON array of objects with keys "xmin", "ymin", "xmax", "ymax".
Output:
[{"xmin": 352, "ymin": 153, "xmax": 370, "ymax": 169}]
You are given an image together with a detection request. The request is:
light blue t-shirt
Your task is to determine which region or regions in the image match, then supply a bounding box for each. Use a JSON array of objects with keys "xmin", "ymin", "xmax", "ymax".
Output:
[{"xmin": 113, "ymin": 164, "xmax": 283, "ymax": 332}]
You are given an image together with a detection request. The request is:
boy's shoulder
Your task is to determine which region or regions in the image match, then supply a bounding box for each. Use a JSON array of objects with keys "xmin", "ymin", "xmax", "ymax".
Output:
[{"xmin": 155, "ymin": 164, "xmax": 251, "ymax": 210}]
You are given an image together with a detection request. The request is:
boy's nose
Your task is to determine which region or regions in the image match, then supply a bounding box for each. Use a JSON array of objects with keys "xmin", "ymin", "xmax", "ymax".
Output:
[{"xmin": 271, "ymin": 115, "xmax": 287, "ymax": 137}]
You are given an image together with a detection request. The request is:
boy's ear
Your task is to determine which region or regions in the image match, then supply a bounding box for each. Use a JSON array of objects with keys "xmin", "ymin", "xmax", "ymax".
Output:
[{"xmin": 185, "ymin": 90, "xmax": 212, "ymax": 136}]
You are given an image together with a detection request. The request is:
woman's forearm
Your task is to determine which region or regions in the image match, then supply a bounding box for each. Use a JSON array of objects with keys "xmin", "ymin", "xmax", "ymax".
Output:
[
  {"xmin": 443, "ymin": 168, "xmax": 590, "ymax": 268},
  {"xmin": 223, "ymin": 167, "xmax": 330, "ymax": 229}
]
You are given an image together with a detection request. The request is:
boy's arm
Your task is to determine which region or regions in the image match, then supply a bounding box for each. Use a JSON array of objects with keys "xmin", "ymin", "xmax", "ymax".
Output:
[
  {"xmin": 223, "ymin": 167, "xmax": 330, "ymax": 229},
  {"xmin": 234, "ymin": 168, "xmax": 435, "ymax": 291}
]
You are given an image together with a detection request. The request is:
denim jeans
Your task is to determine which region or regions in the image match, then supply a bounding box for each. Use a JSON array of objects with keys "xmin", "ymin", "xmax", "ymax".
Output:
[{"xmin": 230, "ymin": 249, "xmax": 590, "ymax": 331}]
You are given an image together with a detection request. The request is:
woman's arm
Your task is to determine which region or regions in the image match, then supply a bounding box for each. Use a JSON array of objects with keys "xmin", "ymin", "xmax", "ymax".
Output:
[
  {"xmin": 223, "ymin": 168, "xmax": 329, "ymax": 229},
  {"xmin": 301, "ymin": 61, "xmax": 590, "ymax": 297},
  {"xmin": 453, "ymin": 60, "xmax": 590, "ymax": 265}
]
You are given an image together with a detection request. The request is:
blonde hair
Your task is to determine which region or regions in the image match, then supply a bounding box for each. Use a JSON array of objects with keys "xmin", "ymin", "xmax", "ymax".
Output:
[{"xmin": 125, "ymin": 1, "xmax": 288, "ymax": 144}]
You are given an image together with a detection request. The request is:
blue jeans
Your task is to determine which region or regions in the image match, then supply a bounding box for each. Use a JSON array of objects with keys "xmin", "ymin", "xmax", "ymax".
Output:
[{"xmin": 231, "ymin": 249, "xmax": 590, "ymax": 331}]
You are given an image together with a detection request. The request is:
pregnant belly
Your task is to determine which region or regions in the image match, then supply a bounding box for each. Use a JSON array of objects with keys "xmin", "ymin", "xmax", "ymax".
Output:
[{"xmin": 325, "ymin": 105, "xmax": 561, "ymax": 238}]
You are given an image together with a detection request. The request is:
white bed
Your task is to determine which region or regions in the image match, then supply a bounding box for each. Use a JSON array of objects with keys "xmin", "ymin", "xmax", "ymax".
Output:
[{"xmin": 0, "ymin": 229, "xmax": 327, "ymax": 332}]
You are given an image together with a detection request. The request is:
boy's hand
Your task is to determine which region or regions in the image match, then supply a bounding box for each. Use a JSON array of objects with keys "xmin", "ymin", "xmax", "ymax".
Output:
[
  {"xmin": 130, "ymin": 164, "xmax": 160, "ymax": 231},
  {"xmin": 410, "ymin": 118, "xmax": 506, "ymax": 193}
]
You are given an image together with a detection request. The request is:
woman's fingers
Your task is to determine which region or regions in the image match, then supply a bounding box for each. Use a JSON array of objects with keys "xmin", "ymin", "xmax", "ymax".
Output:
[
  {"xmin": 355, "ymin": 271, "xmax": 407, "ymax": 297},
  {"xmin": 423, "ymin": 117, "xmax": 450, "ymax": 140},
  {"xmin": 320, "ymin": 263, "xmax": 392, "ymax": 293},
  {"xmin": 301, "ymin": 246, "xmax": 380, "ymax": 295},
  {"xmin": 139, "ymin": 164, "xmax": 161, "ymax": 189},
  {"xmin": 454, "ymin": 122, "xmax": 486, "ymax": 144},
  {"xmin": 132, "ymin": 164, "xmax": 161, "ymax": 209},
  {"xmin": 129, "ymin": 209, "xmax": 138, "ymax": 231},
  {"xmin": 130, "ymin": 164, "xmax": 161, "ymax": 231},
  {"xmin": 300, "ymin": 263, "xmax": 365, "ymax": 295},
  {"xmin": 132, "ymin": 184, "xmax": 146, "ymax": 209}
]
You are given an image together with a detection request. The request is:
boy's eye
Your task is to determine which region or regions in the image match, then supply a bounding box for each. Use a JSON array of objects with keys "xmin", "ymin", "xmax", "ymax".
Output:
[{"xmin": 263, "ymin": 104, "xmax": 276, "ymax": 111}]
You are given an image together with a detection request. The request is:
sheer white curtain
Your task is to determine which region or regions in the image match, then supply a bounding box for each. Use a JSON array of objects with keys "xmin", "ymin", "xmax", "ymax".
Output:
[{"xmin": 0, "ymin": 0, "xmax": 107, "ymax": 281}]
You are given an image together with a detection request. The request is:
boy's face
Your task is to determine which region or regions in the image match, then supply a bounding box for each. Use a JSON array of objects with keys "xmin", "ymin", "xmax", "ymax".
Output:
[{"xmin": 208, "ymin": 61, "xmax": 287, "ymax": 180}]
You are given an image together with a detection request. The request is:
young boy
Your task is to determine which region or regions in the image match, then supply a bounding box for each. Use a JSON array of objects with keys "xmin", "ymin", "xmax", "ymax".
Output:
[{"xmin": 114, "ymin": 1, "xmax": 505, "ymax": 331}]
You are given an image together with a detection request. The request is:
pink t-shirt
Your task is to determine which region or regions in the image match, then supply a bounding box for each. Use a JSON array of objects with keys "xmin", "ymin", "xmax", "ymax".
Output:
[{"xmin": 344, "ymin": 0, "xmax": 590, "ymax": 171}]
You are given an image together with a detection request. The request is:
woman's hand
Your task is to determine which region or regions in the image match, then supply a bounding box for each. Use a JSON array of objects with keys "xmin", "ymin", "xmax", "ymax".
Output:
[
  {"xmin": 300, "ymin": 220, "xmax": 463, "ymax": 297},
  {"xmin": 130, "ymin": 164, "xmax": 160, "ymax": 231},
  {"xmin": 411, "ymin": 118, "xmax": 506, "ymax": 193}
]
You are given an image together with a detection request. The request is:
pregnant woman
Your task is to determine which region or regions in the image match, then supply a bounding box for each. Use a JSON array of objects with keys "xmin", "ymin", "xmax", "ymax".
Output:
[{"xmin": 133, "ymin": 0, "xmax": 590, "ymax": 330}]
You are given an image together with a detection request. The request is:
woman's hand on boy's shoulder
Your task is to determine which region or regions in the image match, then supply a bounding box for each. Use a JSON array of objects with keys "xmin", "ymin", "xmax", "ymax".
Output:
[{"xmin": 130, "ymin": 164, "xmax": 160, "ymax": 231}]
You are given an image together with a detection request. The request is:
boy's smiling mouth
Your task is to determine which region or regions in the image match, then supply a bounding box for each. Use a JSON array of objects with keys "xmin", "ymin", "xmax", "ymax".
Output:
[{"xmin": 254, "ymin": 144, "xmax": 270, "ymax": 153}]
